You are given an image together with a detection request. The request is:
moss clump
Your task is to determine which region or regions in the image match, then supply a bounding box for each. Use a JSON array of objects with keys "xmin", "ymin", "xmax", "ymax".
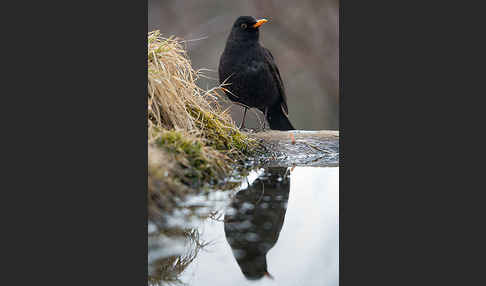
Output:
[
  {"xmin": 154, "ymin": 130, "xmax": 227, "ymax": 185},
  {"xmin": 188, "ymin": 106, "xmax": 256, "ymax": 155}
]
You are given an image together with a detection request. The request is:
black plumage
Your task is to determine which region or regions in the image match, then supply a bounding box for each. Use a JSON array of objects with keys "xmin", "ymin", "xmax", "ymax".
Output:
[{"xmin": 219, "ymin": 16, "xmax": 295, "ymax": 130}]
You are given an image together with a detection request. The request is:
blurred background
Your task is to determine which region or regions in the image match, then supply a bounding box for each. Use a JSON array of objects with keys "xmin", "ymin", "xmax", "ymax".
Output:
[{"xmin": 149, "ymin": 0, "xmax": 339, "ymax": 130}]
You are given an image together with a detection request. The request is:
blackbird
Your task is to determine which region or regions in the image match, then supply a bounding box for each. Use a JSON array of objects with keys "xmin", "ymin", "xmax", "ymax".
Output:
[{"xmin": 219, "ymin": 16, "xmax": 295, "ymax": 130}]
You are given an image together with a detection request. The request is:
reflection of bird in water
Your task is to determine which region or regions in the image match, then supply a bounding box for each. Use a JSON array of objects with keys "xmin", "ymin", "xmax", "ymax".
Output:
[{"xmin": 224, "ymin": 167, "xmax": 291, "ymax": 280}]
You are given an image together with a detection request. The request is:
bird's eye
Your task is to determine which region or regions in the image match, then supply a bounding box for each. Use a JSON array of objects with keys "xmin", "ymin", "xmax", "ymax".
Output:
[{"xmin": 240, "ymin": 23, "xmax": 247, "ymax": 29}]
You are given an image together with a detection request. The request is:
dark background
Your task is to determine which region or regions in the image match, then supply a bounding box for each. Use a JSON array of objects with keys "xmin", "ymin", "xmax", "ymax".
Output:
[{"xmin": 148, "ymin": 0, "xmax": 339, "ymax": 130}]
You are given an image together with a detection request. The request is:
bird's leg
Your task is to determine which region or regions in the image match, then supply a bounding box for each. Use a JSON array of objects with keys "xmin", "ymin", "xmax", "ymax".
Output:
[
  {"xmin": 239, "ymin": 107, "xmax": 248, "ymax": 129},
  {"xmin": 262, "ymin": 107, "xmax": 268, "ymax": 130}
]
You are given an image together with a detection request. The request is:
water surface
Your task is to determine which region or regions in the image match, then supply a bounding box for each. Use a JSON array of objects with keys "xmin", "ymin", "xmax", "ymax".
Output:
[{"xmin": 149, "ymin": 166, "xmax": 338, "ymax": 286}]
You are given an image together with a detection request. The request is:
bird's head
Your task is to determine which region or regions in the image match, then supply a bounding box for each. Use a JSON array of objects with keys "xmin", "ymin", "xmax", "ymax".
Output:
[{"xmin": 229, "ymin": 16, "xmax": 268, "ymax": 43}]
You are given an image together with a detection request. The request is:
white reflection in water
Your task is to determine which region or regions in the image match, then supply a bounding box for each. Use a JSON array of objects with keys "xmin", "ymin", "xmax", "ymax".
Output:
[{"xmin": 179, "ymin": 167, "xmax": 339, "ymax": 286}]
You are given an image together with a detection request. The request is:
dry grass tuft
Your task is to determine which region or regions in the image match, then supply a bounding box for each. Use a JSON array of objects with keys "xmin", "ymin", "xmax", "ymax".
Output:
[{"xmin": 148, "ymin": 31, "xmax": 233, "ymax": 137}]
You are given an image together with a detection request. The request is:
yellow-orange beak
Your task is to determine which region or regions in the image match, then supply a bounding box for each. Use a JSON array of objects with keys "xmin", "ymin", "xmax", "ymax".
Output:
[{"xmin": 253, "ymin": 19, "xmax": 268, "ymax": 28}]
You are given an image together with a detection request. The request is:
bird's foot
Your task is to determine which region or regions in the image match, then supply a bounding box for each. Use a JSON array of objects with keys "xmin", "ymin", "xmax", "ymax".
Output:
[
  {"xmin": 262, "ymin": 108, "xmax": 268, "ymax": 131},
  {"xmin": 260, "ymin": 120, "xmax": 268, "ymax": 131}
]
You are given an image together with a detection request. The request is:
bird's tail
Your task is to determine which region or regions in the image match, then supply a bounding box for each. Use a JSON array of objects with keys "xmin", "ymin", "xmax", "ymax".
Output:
[{"xmin": 266, "ymin": 105, "xmax": 295, "ymax": 131}]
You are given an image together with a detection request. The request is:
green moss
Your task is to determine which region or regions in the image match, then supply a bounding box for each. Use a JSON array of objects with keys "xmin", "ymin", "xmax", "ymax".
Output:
[
  {"xmin": 154, "ymin": 130, "xmax": 228, "ymax": 186},
  {"xmin": 156, "ymin": 131, "xmax": 203, "ymax": 156},
  {"xmin": 188, "ymin": 106, "xmax": 258, "ymax": 157}
]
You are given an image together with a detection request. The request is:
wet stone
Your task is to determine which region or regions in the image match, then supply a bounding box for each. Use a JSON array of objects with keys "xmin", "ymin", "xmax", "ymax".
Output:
[{"xmin": 251, "ymin": 130, "xmax": 339, "ymax": 167}]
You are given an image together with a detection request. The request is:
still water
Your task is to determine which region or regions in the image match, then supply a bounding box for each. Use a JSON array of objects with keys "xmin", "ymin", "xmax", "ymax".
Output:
[{"xmin": 149, "ymin": 166, "xmax": 339, "ymax": 286}]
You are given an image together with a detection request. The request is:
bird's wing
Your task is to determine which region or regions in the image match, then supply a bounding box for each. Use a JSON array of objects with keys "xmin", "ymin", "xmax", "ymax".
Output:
[{"xmin": 263, "ymin": 47, "xmax": 288, "ymax": 115}]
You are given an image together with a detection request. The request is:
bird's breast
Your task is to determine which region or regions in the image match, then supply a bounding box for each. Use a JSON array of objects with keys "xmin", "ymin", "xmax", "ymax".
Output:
[
  {"xmin": 219, "ymin": 47, "xmax": 279, "ymax": 109},
  {"xmin": 246, "ymin": 60, "xmax": 265, "ymax": 73}
]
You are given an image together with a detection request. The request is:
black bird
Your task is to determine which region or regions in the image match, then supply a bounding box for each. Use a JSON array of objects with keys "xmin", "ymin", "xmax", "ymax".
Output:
[
  {"xmin": 224, "ymin": 167, "xmax": 291, "ymax": 280},
  {"xmin": 219, "ymin": 16, "xmax": 295, "ymax": 130}
]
